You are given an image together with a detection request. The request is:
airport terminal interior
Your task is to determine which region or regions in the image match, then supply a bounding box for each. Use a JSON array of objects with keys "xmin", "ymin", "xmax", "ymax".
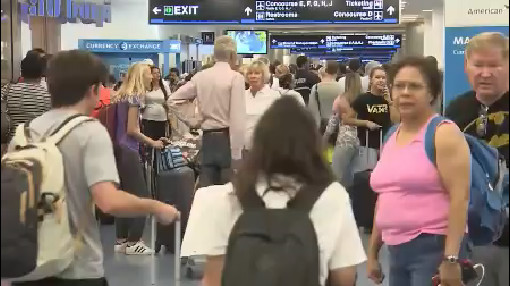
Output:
[{"xmin": 1, "ymin": 0, "xmax": 509, "ymax": 286}]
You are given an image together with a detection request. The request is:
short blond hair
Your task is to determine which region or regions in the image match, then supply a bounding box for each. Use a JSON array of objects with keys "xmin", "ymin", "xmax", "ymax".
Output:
[
  {"xmin": 245, "ymin": 60, "xmax": 271, "ymax": 83},
  {"xmin": 214, "ymin": 35, "xmax": 237, "ymax": 62},
  {"xmin": 257, "ymin": 57, "xmax": 270, "ymax": 66},
  {"xmin": 275, "ymin": 64, "xmax": 290, "ymax": 77},
  {"xmin": 466, "ymin": 32, "xmax": 509, "ymax": 59}
]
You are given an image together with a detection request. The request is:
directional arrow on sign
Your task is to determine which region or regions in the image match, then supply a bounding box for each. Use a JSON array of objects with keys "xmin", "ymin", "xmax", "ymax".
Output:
[
  {"xmin": 387, "ymin": 6, "xmax": 395, "ymax": 15},
  {"xmin": 153, "ymin": 7, "xmax": 162, "ymax": 15},
  {"xmin": 320, "ymin": 39, "xmax": 325, "ymax": 43},
  {"xmin": 272, "ymin": 39, "xmax": 277, "ymax": 43},
  {"xmin": 395, "ymin": 38, "xmax": 400, "ymax": 43},
  {"xmin": 245, "ymin": 7, "xmax": 253, "ymax": 16}
]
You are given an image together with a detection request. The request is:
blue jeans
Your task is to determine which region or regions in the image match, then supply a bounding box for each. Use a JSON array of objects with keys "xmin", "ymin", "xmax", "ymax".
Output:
[
  {"xmin": 388, "ymin": 234, "xmax": 470, "ymax": 286},
  {"xmin": 331, "ymin": 144, "xmax": 357, "ymax": 188}
]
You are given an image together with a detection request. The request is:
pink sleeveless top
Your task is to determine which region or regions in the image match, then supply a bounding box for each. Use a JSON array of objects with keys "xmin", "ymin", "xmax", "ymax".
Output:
[{"xmin": 370, "ymin": 117, "xmax": 454, "ymax": 246}]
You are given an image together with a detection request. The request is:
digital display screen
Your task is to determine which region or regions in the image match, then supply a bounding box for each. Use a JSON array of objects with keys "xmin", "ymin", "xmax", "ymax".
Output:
[
  {"xmin": 271, "ymin": 33, "xmax": 402, "ymax": 50},
  {"xmin": 226, "ymin": 30, "xmax": 267, "ymax": 54},
  {"xmin": 149, "ymin": 0, "xmax": 400, "ymax": 25}
]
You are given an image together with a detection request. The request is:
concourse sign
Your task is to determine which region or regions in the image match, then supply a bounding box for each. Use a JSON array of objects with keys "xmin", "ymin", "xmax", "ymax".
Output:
[
  {"xmin": 149, "ymin": 0, "xmax": 400, "ymax": 24},
  {"xmin": 270, "ymin": 33, "xmax": 402, "ymax": 49}
]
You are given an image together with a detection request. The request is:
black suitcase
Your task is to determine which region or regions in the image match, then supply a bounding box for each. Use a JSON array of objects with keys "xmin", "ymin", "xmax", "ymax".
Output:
[
  {"xmin": 349, "ymin": 130, "xmax": 382, "ymax": 230},
  {"xmin": 350, "ymin": 170, "xmax": 377, "ymax": 229},
  {"xmin": 151, "ymin": 149, "xmax": 195, "ymax": 254}
]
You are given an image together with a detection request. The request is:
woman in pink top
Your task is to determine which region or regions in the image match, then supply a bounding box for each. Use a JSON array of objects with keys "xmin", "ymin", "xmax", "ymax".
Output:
[{"xmin": 367, "ymin": 58, "xmax": 471, "ymax": 286}]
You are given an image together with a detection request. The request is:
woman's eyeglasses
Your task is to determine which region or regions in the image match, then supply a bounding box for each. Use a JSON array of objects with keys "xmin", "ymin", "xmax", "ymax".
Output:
[
  {"xmin": 392, "ymin": 82, "xmax": 426, "ymax": 92},
  {"xmin": 476, "ymin": 105, "xmax": 489, "ymax": 137}
]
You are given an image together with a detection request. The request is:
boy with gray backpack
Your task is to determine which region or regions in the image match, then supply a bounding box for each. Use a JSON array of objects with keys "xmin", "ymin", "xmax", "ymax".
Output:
[{"xmin": 1, "ymin": 50, "xmax": 179, "ymax": 286}]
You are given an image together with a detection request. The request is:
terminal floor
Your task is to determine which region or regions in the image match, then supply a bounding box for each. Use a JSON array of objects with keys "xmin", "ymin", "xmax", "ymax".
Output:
[{"xmin": 101, "ymin": 224, "xmax": 391, "ymax": 286}]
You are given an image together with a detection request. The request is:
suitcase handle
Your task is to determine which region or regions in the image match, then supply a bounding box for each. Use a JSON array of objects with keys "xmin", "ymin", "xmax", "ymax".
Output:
[
  {"xmin": 150, "ymin": 217, "xmax": 181, "ymax": 285},
  {"xmin": 174, "ymin": 218, "xmax": 181, "ymax": 284},
  {"xmin": 364, "ymin": 129, "xmax": 383, "ymax": 165}
]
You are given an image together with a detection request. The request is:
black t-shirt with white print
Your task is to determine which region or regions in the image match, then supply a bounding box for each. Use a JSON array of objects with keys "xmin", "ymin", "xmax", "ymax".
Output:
[{"xmin": 352, "ymin": 92, "xmax": 392, "ymax": 149}]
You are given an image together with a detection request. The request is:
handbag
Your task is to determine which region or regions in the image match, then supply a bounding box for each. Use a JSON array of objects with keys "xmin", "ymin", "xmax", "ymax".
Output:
[{"xmin": 158, "ymin": 146, "xmax": 188, "ymax": 172}]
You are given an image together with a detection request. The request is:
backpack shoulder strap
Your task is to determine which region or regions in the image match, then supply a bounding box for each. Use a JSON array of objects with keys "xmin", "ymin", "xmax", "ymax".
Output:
[
  {"xmin": 46, "ymin": 114, "xmax": 95, "ymax": 145},
  {"xmin": 11, "ymin": 123, "xmax": 30, "ymax": 146},
  {"xmin": 383, "ymin": 124, "xmax": 399, "ymax": 145},
  {"xmin": 424, "ymin": 116, "xmax": 448, "ymax": 166},
  {"xmin": 288, "ymin": 184, "xmax": 325, "ymax": 212}
]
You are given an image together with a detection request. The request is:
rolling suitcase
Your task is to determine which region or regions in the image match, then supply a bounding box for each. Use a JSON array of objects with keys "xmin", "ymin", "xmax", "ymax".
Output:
[
  {"xmin": 350, "ymin": 130, "xmax": 382, "ymax": 230},
  {"xmin": 151, "ymin": 148, "xmax": 195, "ymax": 254},
  {"xmin": 146, "ymin": 150, "xmax": 182, "ymax": 286}
]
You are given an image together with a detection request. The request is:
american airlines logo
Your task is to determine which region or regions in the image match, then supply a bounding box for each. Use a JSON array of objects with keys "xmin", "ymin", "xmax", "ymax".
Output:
[{"xmin": 453, "ymin": 36, "xmax": 471, "ymax": 45}]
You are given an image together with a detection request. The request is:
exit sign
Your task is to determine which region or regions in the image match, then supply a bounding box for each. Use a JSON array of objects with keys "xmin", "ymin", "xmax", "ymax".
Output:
[{"xmin": 164, "ymin": 6, "xmax": 172, "ymax": 16}]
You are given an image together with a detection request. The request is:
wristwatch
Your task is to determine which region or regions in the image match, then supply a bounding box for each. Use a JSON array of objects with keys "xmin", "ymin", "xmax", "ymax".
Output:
[{"xmin": 443, "ymin": 255, "xmax": 459, "ymax": 264}]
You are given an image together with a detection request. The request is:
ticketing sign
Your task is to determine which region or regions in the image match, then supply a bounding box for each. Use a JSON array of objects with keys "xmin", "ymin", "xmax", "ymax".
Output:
[
  {"xmin": 271, "ymin": 34, "xmax": 402, "ymax": 49},
  {"xmin": 148, "ymin": 0, "xmax": 400, "ymax": 24}
]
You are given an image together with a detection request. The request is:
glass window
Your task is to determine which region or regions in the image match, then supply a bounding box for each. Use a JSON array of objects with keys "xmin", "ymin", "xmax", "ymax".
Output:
[{"xmin": 1, "ymin": 0, "xmax": 12, "ymax": 84}]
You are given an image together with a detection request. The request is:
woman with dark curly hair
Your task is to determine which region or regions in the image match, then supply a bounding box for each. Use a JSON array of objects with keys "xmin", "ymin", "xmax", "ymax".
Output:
[{"xmin": 181, "ymin": 96, "xmax": 366, "ymax": 286}]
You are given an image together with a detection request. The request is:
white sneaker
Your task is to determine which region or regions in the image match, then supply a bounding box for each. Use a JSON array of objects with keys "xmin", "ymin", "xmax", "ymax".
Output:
[
  {"xmin": 114, "ymin": 242, "xmax": 127, "ymax": 253},
  {"xmin": 125, "ymin": 241, "xmax": 154, "ymax": 255}
]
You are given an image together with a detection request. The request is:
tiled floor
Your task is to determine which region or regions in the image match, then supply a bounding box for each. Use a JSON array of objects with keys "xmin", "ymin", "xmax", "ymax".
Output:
[{"xmin": 101, "ymin": 224, "xmax": 391, "ymax": 286}]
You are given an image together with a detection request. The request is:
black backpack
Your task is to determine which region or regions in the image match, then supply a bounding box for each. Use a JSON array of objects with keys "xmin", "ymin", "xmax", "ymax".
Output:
[{"xmin": 221, "ymin": 185, "xmax": 323, "ymax": 286}]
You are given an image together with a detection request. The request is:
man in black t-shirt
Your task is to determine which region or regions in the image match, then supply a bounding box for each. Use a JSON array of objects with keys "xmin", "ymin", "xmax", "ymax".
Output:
[
  {"xmin": 294, "ymin": 56, "xmax": 320, "ymax": 105},
  {"xmin": 445, "ymin": 32, "xmax": 509, "ymax": 286}
]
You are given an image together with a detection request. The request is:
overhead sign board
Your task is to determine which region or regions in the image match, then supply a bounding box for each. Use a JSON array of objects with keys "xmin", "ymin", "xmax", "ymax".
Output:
[
  {"xmin": 290, "ymin": 47, "xmax": 398, "ymax": 54},
  {"xmin": 270, "ymin": 33, "xmax": 401, "ymax": 49},
  {"xmin": 148, "ymin": 0, "xmax": 400, "ymax": 24},
  {"xmin": 78, "ymin": 40, "xmax": 181, "ymax": 53}
]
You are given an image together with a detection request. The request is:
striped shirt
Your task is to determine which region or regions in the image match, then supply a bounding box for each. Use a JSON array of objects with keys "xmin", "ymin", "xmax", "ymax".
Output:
[{"xmin": 1, "ymin": 82, "xmax": 51, "ymax": 136}]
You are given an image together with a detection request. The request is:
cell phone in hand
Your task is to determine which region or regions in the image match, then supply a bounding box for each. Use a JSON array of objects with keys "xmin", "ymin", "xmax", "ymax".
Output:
[{"xmin": 432, "ymin": 260, "xmax": 478, "ymax": 286}]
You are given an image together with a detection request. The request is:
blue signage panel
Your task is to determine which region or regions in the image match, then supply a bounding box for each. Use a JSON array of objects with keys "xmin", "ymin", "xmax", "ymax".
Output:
[
  {"xmin": 270, "ymin": 33, "xmax": 401, "ymax": 49},
  {"xmin": 148, "ymin": 0, "xmax": 400, "ymax": 25},
  {"xmin": 292, "ymin": 48, "xmax": 397, "ymax": 54},
  {"xmin": 443, "ymin": 26, "xmax": 509, "ymax": 109},
  {"xmin": 78, "ymin": 40, "xmax": 181, "ymax": 53}
]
